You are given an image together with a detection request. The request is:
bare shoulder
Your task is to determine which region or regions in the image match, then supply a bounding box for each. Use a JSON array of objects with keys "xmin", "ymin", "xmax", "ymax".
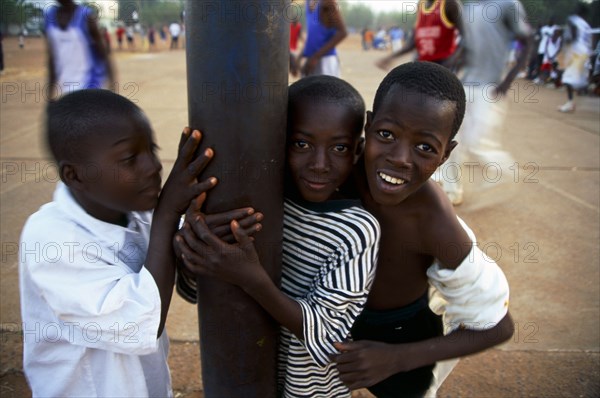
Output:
[
  {"xmin": 444, "ymin": 0, "xmax": 462, "ymax": 26},
  {"xmin": 320, "ymin": 0, "xmax": 344, "ymax": 28},
  {"xmin": 85, "ymin": 7, "xmax": 101, "ymax": 35},
  {"xmin": 413, "ymin": 180, "xmax": 471, "ymax": 269}
]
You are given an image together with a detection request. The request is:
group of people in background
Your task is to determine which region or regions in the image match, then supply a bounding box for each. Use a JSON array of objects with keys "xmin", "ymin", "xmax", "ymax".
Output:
[
  {"xmin": 361, "ymin": 26, "xmax": 405, "ymax": 52},
  {"xmin": 526, "ymin": 4, "xmax": 596, "ymax": 113},
  {"xmin": 42, "ymin": 0, "xmax": 185, "ymax": 95},
  {"xmin": 113, "ymin": 21, "xmax": 183, "ymax": 53}
]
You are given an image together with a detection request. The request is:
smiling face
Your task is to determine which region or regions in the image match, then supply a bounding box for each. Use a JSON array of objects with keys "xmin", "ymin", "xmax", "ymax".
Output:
[
  {"xmin": 364, "ymin": 87, "xmax": 457, "ymax": 206},
  {"xmin": 68, "ymin": 113, "xmax": 163, "ymax": 222},
  {"xmin": 287, "ymin": 101, "xmax": 361, "ymax": 203}
]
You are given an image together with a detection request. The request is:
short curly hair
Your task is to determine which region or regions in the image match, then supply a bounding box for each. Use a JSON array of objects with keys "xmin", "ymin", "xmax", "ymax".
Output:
[
  {"xmin": 47, "ymin": 89, "xmax": 145, "ymax": 163},
  {"xmin": 373, "ymin": 62, "xmax": 466, "ymax": 139},
  {"xmin": 288, "ymin": 75, "xmax": 365, "ymax": 137}
]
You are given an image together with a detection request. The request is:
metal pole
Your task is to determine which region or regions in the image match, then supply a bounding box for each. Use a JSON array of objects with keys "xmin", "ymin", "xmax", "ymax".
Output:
[{"xmin": 185, "ymin": 1, "xmax": 289, "ymax": 396}]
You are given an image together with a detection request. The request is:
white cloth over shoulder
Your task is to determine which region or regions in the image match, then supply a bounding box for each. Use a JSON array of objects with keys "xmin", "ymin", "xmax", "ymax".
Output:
[{"xmin": 427, "ymin": 218, "xmax": 510, "ymax": 334}]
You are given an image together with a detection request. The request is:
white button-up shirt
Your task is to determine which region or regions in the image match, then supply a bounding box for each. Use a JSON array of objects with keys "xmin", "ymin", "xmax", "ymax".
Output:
[{"xmin": 19, "ymin": 183, "xmax": 172, "ymax": 397}]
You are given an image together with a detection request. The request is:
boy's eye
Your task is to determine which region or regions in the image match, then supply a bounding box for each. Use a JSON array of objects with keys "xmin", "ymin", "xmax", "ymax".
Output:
[
  {"xmin": 377, "ymin": 130, "xmax": 394, "ymax": 140},
  {"xmin": 151, "ymin": 143, "xmax": 161, "ymax": 154},
  {"xmin": 294, "ymin": 140, "xmax": 309, "ymax": 149},
  {"xmin": 333, "ymin": 144, "xmax": 349, "ymax": 153},
  {"xmin": 416, "ymin": 143, "xmax": 435, "ymax": 153},
  {"xmin": 120, "ymin": 154, "xmax": 137, "ymax": 164}
]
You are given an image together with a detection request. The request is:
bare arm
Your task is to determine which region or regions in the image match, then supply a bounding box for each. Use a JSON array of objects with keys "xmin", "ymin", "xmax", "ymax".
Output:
[
  {"xmin": 145, "ymin": 129, "xmax": 217, "ymax": 337},
  {"xmin": 176, "ymin": 214, "xmax": 304, "ymax": 338},
  {"xmin": 86, "ymin": 11, "xmax": 115, "ymax": 85},
  {"xmin": 334, "ymin": 197, "xmax": 513, "ymax": 389},
  {"xmin": 495, "ymin": 3, "xmax": 533, "ymax": 95},
  {"xmin": 376, "ymin": 31, "xmax": 415, "ymax": 71},
  {"xmin": 46, "ymin": 37, "xmax": 57, "ymax": 93},
  {"xmin": 334, "ymin": 312, "xmax": 514, "ymax": 389},
  {"xmin": 496, "ymin": 33, "xmax": 532, "ymax": 95},
  {"xmin": 439, "ymin": 0, "xmax": 464, "ymax": 70}
]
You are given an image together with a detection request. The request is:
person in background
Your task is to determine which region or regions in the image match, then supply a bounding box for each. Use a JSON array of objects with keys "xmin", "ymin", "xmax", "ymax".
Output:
[
  {"xmin": 532, "ymin": 18, "xmax": 556, "ymax": 82},
  {"xmin": 299, "ymin": 0, "xmax": 347, "ymax": 77},
  {"xmin": 169, "ymin": 21, "xmax": 181, "ymax": 50},
  {"xmin": 44, "ymin": 0, "xmax": 115, "ymax": 96},
  {"xmin": 116, "ymin": 24, "xmax": 125, "ymax": 51},
  {"xmin": 558, "ymin": 4, "xmax": 592, "ymax": 113},
  {"xmin": 0, "ymin": 31, "xmax": 4, "ymax": 74},
  {"xmin": 377, "ymin": 0, "xmax": 463, "ymax": 71},
  {"xmin": 289, "ymin": 18, "xmax": 304, "ymax": 77},
  {"xmin": 436, "ymin": 0, "xmax": 532, "ymax": 206},
  {"xmin": 389, "ymin": 26, "xmax": 404, "ymax": 53},
  {"xmin": 148, "ymin": 25, "xmax": 157, "ymax": 52}
]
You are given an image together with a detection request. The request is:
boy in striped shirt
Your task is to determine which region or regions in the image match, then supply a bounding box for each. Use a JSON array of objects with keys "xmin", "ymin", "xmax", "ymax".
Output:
[{"xmin": 176, "ymin": 76, "xmax": 381, "ymax": 397}]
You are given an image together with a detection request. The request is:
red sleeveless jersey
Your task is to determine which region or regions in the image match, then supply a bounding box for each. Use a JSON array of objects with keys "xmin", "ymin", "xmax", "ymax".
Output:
[{"xmin": 414, "ymin": 0, "xmax": 458, "ymax": 62}]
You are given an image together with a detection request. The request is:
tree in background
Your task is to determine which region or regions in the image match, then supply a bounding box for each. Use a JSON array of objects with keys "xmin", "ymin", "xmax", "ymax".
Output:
[{"xmin": 338, "ymin": 2, "xmax": 374, "ymax": 30}]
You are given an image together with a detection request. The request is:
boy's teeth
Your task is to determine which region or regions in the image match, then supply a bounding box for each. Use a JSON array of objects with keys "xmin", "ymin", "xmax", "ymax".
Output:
[{"xmin": 379, "ymin": 172, "xmax": 405, "ymax": 185}]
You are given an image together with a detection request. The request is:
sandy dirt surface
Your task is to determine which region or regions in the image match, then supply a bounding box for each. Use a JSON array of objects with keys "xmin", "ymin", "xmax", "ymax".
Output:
[{"xmin": 1, "ymin": 33, "xmax": 599, "ymax": 397}]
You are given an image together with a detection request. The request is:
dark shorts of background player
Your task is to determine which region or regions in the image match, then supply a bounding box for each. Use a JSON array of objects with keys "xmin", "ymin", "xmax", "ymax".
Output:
[{"xmin": 350, "ymin": 292, "xmax": 443, "ymax": 398}]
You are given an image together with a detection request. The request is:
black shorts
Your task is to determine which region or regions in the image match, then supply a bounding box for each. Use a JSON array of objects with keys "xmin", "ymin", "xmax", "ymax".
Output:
[{"xmin": 350, "ymin": 292, "xmax": 443, "ymax": 398}]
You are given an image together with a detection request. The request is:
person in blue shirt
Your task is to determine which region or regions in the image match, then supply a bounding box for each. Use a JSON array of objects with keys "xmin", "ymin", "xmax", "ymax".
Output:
[{"xmin": 298, "ymin": 0, "xmax": 347, "ymax": 77}]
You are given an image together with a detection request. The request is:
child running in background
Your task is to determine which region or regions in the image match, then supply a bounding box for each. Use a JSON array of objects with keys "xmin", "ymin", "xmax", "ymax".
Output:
[
  {"xmin": 333, "ymin": 62, "xmax": 514, "ymax": 397},
  {"xmin": 558, "ymin": 4, "xmax": 592, "ymax": 113},
  {"xmin": 175, "ymin": 76, "xmax": 380, "ymax": 397},
  {"xmin": 19, "ymin": 89, "xmax": 255, "ymax": 397}
]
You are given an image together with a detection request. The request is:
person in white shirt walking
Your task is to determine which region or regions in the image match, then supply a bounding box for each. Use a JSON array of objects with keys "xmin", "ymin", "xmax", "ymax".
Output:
[{"xmin": 558, "ymin": 4, "xmax": 592, "ymax": 113}]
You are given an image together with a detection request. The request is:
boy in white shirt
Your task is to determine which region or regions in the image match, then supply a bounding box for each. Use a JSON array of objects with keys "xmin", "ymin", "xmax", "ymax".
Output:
[{"xmin": 19, "ymin": 89, "xmax": 223, "ymax": 397}]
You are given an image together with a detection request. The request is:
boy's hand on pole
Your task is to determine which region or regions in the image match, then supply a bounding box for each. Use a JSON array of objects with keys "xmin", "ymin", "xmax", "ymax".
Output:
[
  {"xmin": 174, "ymin": 212, "xmax": 266, "ymax": 289},
  {"xmin": 184, "ymin": 194, "xmax": 264, "ymax": 244},
  {"xmin": 159, "ymin": 127, "xmax": 217, "ymax": 216}
]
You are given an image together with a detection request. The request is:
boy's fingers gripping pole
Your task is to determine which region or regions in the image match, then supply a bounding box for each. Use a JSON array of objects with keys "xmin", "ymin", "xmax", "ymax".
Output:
[
  {"xmin": 205, "ymin": 207, "xmax": 255, "ymax": 229},
  {"xmin": 192, "ymin": 177, "xmax": 218, "ymax": 198},
  {"xmin": 178, "ymin": 127, "xmax": 192, "ymax": 152},
  {"xmin": 178, "ymin": 130, "xmax": 203, "ymax": 167},
  {"xmin": 190, "ymin": 213, "xmax": 228, "ymax": 253},
  {"xmin": 185, "ymin": 192, "xmax": 208, "ymax": 223},
  {"xmin": 188, "ymin": 147, "xmax": 214, "ymax": 178},
  {"xmin": 177, "ymin": 235, "xmax": 211, "ymax": 276},
  {"xmin": 231, "ymin": 220, "xmax": 252, "ymax": 246}
]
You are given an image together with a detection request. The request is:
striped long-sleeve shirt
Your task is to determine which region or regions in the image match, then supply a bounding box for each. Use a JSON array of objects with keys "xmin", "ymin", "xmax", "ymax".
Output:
[{"xmin": 279, "ymin": 198, "xmax": 380, "ymax": 397}]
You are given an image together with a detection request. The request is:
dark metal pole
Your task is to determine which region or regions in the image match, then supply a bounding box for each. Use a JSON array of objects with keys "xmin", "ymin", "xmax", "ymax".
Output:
[{"xmin": 185, "ymin": 1, "xmax": 289, "ymax": 396}]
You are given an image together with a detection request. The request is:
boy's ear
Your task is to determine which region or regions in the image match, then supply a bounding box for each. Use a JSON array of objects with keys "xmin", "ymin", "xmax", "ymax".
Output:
[
  {"xmin": 59, "ymin": 161, "xmax": 84, "ymax": 189},
  {"xmin": 365, "ymin": 111, "xmax": 373, "ymax": 132},
  {"xmin": 440, "ymin": 140, "xmax": 458, "ymax": 165},
  {"xmin": 353, "ymin": 136, "xmax": 365, "ymax": 165}
]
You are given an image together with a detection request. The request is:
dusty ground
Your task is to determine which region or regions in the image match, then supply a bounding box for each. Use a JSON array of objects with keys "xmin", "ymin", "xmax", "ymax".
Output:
[{"xmin": 1, "ymin": 33, "xmax": 599, "ymax": 397}]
